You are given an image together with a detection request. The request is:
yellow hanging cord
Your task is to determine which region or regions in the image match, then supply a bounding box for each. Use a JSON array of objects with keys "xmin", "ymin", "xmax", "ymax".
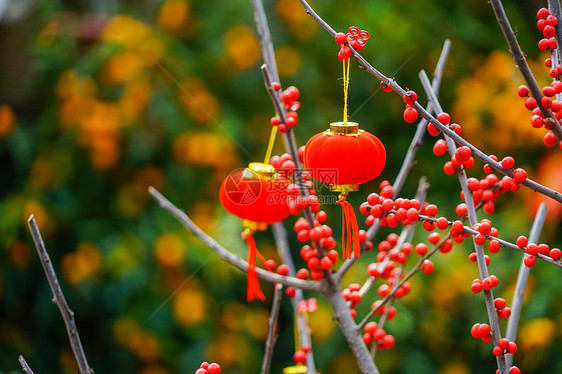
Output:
[
  {"xmin": 343, "ymin": 58, "xmax": 351, "ymax": 123},
  {"xmin": 263, "ymin": 125, "xmax": 278, "ymax": 164},
  {"xmin": 294, "ymin": 310, "xmax": 301, "ymax": 351}
]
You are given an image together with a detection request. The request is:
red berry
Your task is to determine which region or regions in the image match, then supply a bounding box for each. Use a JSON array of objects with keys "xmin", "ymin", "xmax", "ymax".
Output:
[
  {"xmin": 421, "ymin": 259, "xmax": 434, "ymax": 274},
  {"xmin": 455, "ymin": 203, "xmax": 468, "ymax": 217},
  {"xmin": 380, "ymin": 81, "xmax": 394, "ymax": 92},
  {"xmin": 525, "ymin": 97, "xmax": 538, "ymax": 110},
  {"xmin": 517, "ymin": 85, "xmax": 529, "ymax": 97},
  {"xmin": 543, "ymin": 86, "xmax": 556, "ymax": 97},
  {"xmin": 455, "ymin": 146, "xmax": 472, "ymax": 162},
  {"xmin": 538, "ymin": 38, "xmax": 550, "ymax": 51},
  {"xmin": 436, "ymin": 112, "xmax": 451, "ymax": 125},
  {"xmin": 488, "ymin": 240, "xmax": 500, "ymax": 253},
  {"xmin": 293, "ymin": 350, "xmax": 306, "ymax": 364},
  {"xmin": 492, "ymin": 346, "xmax": 503, "ymax": 356},
  {"xmin": 478, "ymin": 323, "xmax": 491, "ymax": 337},
  {"xmin": 501, "ymin": 156, "xmax": 515, "ymax": 169},
  {"xmin": 195, "ymin": 369, "xmax": 208, "ymax": 374},
  {"xmin": 471, "ymin": 281, "xmax": 482, "ymax": 293},
  {"xmin": 286, "ymin": 287, "xmax": 296, "ymax": 297},
  {"xmin": 425, "ymin": 204, "xmax": 438, "ymax": 216},
  {"xmin": 334, "ymin": 32, "xmax": 348, "ymax": 44},
  {"xmin": 538, "ymin": 7, "xmax": 550, "ymax": 19},
  {"xmin": 508, "ymin": 366, "xmax": 521, "ymax": 374},
  {"xmin": 550, "ymin": 247, "xmax": 562, "ymax": 260},
  {"xmin": 338, "ymin": 46, "xmax": 351, "ymax": 61},
  {"xmin": 550, "ymin": 67, "xmax": 560, "ymax": 78},
  {"xmin": 516, "ymin": 236, "xmax": 528, "ymax": 248},
  {"xmin": 427, "ymin": 123, "xmax": 441, "ymax": 136},
  {"xmin": 403, "ymin": 90, "xmax": 418, "ymax": 105},
  {"xmin": 544, "ymin": 25, "xmax": 556, "ymax": 38},
  {"xmin": 471, "ymin": 324, "xmax": 481, "ymax": 338},
  {"xmin": 545, "ymin": 132, "xmax": 558, "ymax": 147},
  {"xmin": 200, "ymin": 362, "xmax": 210, "ymax": 369},
  {"xmin": 403, "ymin": 106, "xmax": 418, "ymax": 123},
  {"xmin": 272, "ymin": 82, "xmax": 282, "ymax": 91},
  {"xmin": 296, "ymin": 268, "xmax": 309, "ymax": 279},
  {"xmin": 513, "ymin": 168, "xmax": 527, "ymax": 183},
  {"xmin": 207, "ymin": 363, "xmax": 221, "ymax": 374},
  {"xmin": 524, "ymin": 255, "xmax": 536, "ymax": 267},
  {"xmin": 433, "ymin": 139, "xmax": 448, "ymax": 156}
]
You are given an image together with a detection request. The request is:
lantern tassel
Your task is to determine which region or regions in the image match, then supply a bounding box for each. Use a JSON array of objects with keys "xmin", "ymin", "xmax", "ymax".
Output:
[
  {"xmin": 337, "ymin": 194, "xmax": 360, "ymax": 259},
  {"xmin": 242, "ymin": 230, "xmax": 266, "ymax": 301}
]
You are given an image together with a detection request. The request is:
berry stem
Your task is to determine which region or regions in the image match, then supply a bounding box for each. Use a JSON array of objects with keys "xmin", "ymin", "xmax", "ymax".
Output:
[{"xmin": 505, "ymin": 203, "xmax": 548, "ymax": 368}]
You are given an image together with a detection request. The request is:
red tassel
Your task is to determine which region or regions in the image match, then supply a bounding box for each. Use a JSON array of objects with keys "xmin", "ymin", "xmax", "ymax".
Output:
[
  {"xmin": 242, "ymin": 232, "xmax": 266, "ymax": 301},
  {"xmin": 338, "ymin": 200, "xmax": 360, "ymax": 259}
]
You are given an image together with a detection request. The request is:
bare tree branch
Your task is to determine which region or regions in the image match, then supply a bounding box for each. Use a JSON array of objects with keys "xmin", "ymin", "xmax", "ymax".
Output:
[
  {"xmin": 18, "ymin": 356, "xmax": 35, "ymax": 374},
  {"xmin": 261, "ymin": 283, "xmax": 283, "ymax": 374},
  {"xmin": 490, "ymin": 0, "xmax": 562, "ymax": 141},
  {"xmin": 27, "ymin": 216, "xmax": 93, "ymax": 374},
  {"xmin": 505, "ymin": 203, "xmax": 548, "ymax": 367},
  {"xmin": 271, "ymin": 223, "xmax": 316, "ymax": 374},
  {"xmin": 419, "ymin": 72, "xmax": 508, "ymax": 374},
  {"xmin": 149, "ymin": 187, "xmax": 323, "ymax": 292}
]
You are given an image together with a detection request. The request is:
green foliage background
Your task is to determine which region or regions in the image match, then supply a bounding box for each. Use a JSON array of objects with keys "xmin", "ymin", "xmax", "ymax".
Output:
[{"xmin": 0, "ymin": 0, "xmax": 561, "ymax": 373}]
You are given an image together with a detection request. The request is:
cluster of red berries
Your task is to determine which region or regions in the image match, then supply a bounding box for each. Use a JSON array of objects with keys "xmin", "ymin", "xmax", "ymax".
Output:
[
  {"xmin": 493, "ymin": 297, "xmax": 512, "ymax": 320},
  {"xmin": 269, "ymin": 84, "xmax": 300, "ymax": 133},
  {"xmin": 470, "ymin": 322, "xmax": 493, "ymax": 343},
  {"xmin": 269, "ymin": 149, "xmax": 320, "ymax": 215},
  {"xmin": 470, "ymin": 275, "xmax": 499, "ymax": 293},
  {"xmin": 515, "ymin": 235, "xmax": 562, "ymax": 267},
  {"xmin": 492, "ymin": 338, "xmax": 518, "ymax": 356},
  {"xmin": 462, "ymin": 173, "xmax": 512, "ymax": 214},
  {"xmin": 298, "ymin": 243, "xmax": 339, "ymax": 280},
  {"xmin": 359, "ymin": 184, "xmax": 423, "ymax": 229},
  {"xmin": 402, "ymin": 90, "xmax": 419, "ymax": 123},
  {"xmin": 536, "ymin": 8, "xmax": 559, "ymax": 52},
  {"xmin": 362, "ymin": 321, "xmax": 395, "ymax": 350},
  {"xmin": 195, "ymin": 362, "xmax": 221, "ymax": 374},
  {"xmin": 334, "ymin": 26, "xmax": 370, "ymax": 61},
  {"xmin": 517, "ymin": 83, "xmax": 562, "ymax": 146},
  {"xmin": 342, "ymin": 283, "xmax": 363, "ymax": 318}
]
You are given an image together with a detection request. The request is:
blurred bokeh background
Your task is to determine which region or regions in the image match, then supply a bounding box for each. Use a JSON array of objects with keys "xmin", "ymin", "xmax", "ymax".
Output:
[{"xmin": 0, "ymin": 0, "xmax": 561, "ymax": 373}]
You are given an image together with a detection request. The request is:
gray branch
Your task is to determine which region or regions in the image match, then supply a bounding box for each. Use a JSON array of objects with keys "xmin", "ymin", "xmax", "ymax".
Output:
[
  {"xmin": 149, "ymin": 187, "xmax": 322, "ymax": 292},
  {"xmin": 505, "ymin": 203, "xmax": 548, "ymax": 367},
  {"xmin": 490, "ymin": 0, "xmax": 562, "ymax": 140},
  {"xmin": 18, "ymin": 356, "xmax": 35, "ymax": 374},
  {"xmin": 419, "ymin": 73, "xmax": 507, "ymax": 374},
  {"xmin": 272, "ymin": 222, "xmax": 316, "ymax": 374},
  {"xmin": 261, "ymin": 283, "xmax": 283, "ymax": 374},
  {"xmin": 27, "ymin": 216, "xmax": 93, "ymax": 374}
]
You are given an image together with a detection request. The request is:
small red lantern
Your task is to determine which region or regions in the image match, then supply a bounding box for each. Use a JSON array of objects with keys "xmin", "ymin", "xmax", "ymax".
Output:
[
  {"xmin": 304, "ymin": 121, "xmax": 386, "ymax": 259},
  {"xmin": 220, "ymin": 162, "xmax": 291, "ymax": 301}
]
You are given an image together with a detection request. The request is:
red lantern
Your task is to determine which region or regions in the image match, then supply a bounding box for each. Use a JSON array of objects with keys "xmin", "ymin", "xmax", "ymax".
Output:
[
  {"xmin": 304, "ymin": 121, "xmax": 386, "ymax": 259},
  {"xmin": 220, "ymin": 162, "xmax": 291, "ymax": 301}
]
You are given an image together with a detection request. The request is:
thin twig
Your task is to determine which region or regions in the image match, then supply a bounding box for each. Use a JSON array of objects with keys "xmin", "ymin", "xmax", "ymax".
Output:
[
  {"xmin": 358, "ymin": 231, "xmax": 451, "ymax": 330},
  {"xmin": 261, "ymin": 283, "xmax": 283, "ymax": 374},
  {"xmin": 149, "ymin": 187, "xmax": 323, "ymax": 292},
  {"xmin": 417, "ymin": 213, "xmax": 561, "ymax": 267},
  {"xmin": 272, "ymin": 222, "xmax": 316, "ymax": 374},
  {"xmin": 505, "ymin": 203, "xmax": 548, "ymax": 368},
  {"xmin": 489, "ymin": 0, "xmax": 562, "ymax": 141},
  {"xmin": 296, "ymin": 0, "xmax": 562, "ymax": 204},
  {"xmin": 18, "ymin": 356, "xmax": 35, "ymax": 374},
  {"xmin": 419, "ymin": 73, "xmax": 507, "ymax": 374},
  {"xmin": 335, "ymin": 41, "xmax": 451, "ymax": 280},
  {"xmin": 27, "ymin": 216, "xmax": 93, "ymax": 374}
]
